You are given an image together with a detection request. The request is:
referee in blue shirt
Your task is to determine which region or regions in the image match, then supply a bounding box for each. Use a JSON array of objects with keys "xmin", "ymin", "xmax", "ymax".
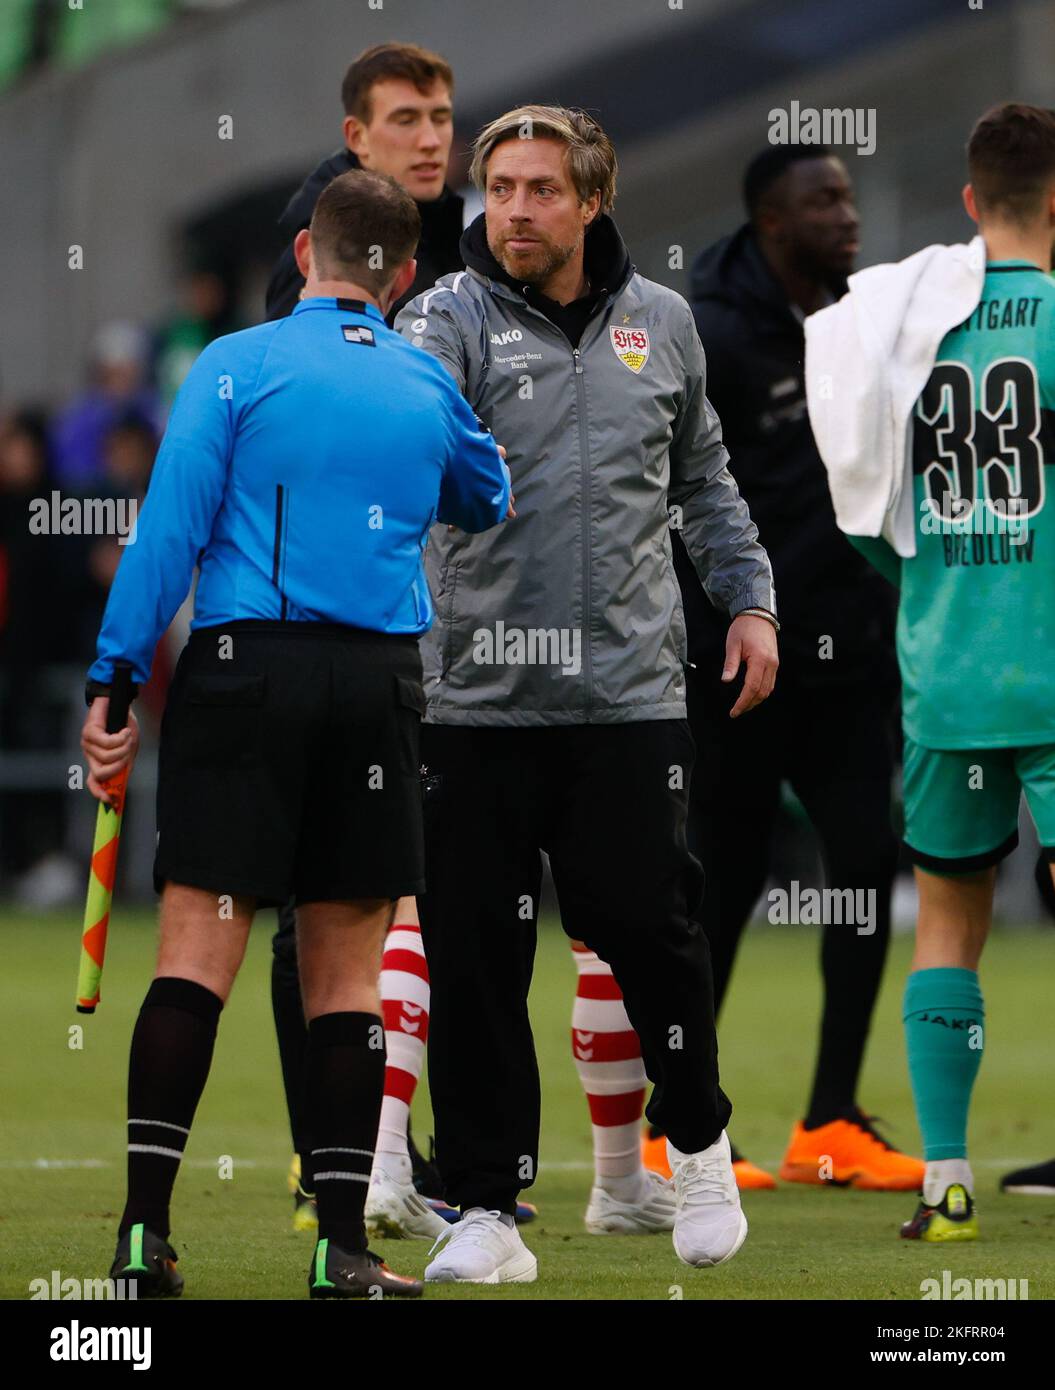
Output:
[{"xmin": 79, "ymin": 169, "xmax": 510, "ymax": 1300}]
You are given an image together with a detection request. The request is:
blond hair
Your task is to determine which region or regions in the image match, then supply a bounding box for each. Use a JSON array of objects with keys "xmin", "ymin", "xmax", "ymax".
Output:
[{"xmin": 469, "ymin": 105, "xmax": 617, "ymax": 213}]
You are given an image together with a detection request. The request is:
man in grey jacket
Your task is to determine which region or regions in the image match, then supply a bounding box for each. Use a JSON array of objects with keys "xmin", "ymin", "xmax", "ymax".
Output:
[{"xmin": 397, "ymin": 105, "xmax": 778, "ymax": 1282}]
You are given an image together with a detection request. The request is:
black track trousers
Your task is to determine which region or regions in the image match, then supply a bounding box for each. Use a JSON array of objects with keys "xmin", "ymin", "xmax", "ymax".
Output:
[{"xmin": 417, "ymin": 719, "xmax": 731, "ymax": 1213}]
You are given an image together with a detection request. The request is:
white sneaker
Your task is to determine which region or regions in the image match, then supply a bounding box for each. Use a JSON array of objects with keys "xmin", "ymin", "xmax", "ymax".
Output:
[
  {"xmin": 585, "ymin": 1170, "xmax": 676, "ymax": 1234},
  {"xmin": 424, "ymin": 1208, "xmax": 538, "ymax": 1283},
  {"xmin": 668, "ymin": 1131, "xmax": 748, "ymax": 1267},
  {"xmin": 365, "ymin": 1160, "xmax": 449, "ymax": 1240}
]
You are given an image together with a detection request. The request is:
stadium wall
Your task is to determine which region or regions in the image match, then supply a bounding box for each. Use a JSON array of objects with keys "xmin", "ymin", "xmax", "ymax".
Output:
[{"xmin": 0, "ymin": 0, "xmax": 1049, "ymax": 404}]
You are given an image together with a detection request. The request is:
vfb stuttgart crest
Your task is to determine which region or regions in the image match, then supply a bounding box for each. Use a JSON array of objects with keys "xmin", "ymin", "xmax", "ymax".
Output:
[{"xmin": 610, "ymin": 325, "xmax": 650, "ymax": 373}]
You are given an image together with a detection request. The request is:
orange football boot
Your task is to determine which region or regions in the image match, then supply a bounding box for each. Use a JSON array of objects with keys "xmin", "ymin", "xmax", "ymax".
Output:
[
  {"xmin": 730, "ymin": 1144, "xmax": 777, "ymax": 1190},
  {"xmin": 642, "ymin": 1127, "xmax": 672, "ymax": 1179},
  {"xmin": 779, "ymin": 1110, "xmax": 924, "ymax": 1190},
  {"xmin": 642, "ymin": 1127, "xmax": 776, "ymax": 1189}
]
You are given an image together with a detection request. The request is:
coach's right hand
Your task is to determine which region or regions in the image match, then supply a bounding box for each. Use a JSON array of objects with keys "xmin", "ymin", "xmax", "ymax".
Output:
[
  {"xmin": 81, "ymin": 697, "xmax": 140, "ymax": 805},
  {"xmin": 723, "ymin": 612, "xmax": 779, "ymax": 718}
]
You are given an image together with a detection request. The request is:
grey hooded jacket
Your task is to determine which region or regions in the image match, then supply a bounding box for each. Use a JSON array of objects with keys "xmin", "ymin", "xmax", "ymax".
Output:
[{"xmin": 395, "ymin": 216, "xmax": 776, "ymax": 726}]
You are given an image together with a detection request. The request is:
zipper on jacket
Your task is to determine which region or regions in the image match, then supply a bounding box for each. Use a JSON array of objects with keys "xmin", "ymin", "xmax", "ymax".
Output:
[
  {"xmin": 272, "ymin": 484, "xmax": 288, "ymax": 620},
  {"xmin": 572, "ymin": 346, "xmax": 593, "ymax": 712}
]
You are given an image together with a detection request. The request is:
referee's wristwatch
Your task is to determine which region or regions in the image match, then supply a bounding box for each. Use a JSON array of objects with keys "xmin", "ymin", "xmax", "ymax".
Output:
[{"xmin": 736, "ymin": 607, "xmax": 780, "ymax": 633}]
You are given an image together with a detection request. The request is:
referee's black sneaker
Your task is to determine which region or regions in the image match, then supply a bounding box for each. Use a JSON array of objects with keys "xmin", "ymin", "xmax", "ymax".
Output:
[
  {"xmin": 308, "ymin": 1238, "xmax": 423, "ymax": 1298},
  {"xmin": 109, "ymin": 1223, "xmax": 183, "ymax": 1297},
  {"xmin": 1001, "ymin": 1157, "xmax": 1055, "ymax": 1195}
]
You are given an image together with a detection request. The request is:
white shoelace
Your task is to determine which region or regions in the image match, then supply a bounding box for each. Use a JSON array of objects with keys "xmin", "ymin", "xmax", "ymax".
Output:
[
  {"xmin": 674, "ymin": 1154, "xmax": 735, "ymax": 1210},
  {"xmin": 427, "ymin": 1207, "xmax": 505, "ymax": 1257}
]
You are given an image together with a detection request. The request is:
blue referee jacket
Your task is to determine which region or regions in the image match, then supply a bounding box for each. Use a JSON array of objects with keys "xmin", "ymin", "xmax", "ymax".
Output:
[{"xmin": 89, "ymin": 298, "xmax": 510, "ymax": 685}]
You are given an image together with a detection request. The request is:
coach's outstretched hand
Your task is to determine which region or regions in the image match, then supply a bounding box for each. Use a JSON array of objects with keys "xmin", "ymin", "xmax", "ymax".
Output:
[
  {"xmin": 723, "ymin": 613, "xmax": 779, "ymax": 718},
  {"xmin": 81, "ymin": 697, "xmax": 140, "ymax": 805}
]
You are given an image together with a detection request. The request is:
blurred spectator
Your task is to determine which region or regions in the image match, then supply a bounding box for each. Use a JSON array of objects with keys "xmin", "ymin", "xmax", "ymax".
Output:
[
  {"xmin": 0, "ymin": 406, "xmax": 78, "ymax": 890},
  {"xmin": 74, "ymin": 413, "xmax": 173, "ymax": 724},
  {"xmin": 0, "ymin": 406, "xmax": 77, "ymax": 668},
  {"xmin": 49, "ymin": 322, "xmax": 160, "ymax": 489},
  {"xmin": 154, "ymin": 267, "xmax": 240, "ymax": 412}
]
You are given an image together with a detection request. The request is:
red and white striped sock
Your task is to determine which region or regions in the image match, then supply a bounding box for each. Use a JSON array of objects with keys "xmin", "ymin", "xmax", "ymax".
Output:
[
  {"xmin": 374, "ymin": 902, "xmax": 429, "ymax": 1183},
  {"xmin": 571, "ymin": 944, "xmax": 647, "ymax": 1197}
]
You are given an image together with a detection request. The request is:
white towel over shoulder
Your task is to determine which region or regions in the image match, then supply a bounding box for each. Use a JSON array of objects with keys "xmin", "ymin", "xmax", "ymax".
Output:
[{"xmin": 805, "ymin": 237, "xmax": 985, "ymax": 557}]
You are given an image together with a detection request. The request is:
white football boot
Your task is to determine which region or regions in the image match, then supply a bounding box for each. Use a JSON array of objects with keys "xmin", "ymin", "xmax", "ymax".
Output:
[
  {"xmin": 668, "ymin": 1131, "xmax": 749, "ymax": 1267},
  {"xmin": 364, "ymin": 1157, "xmax": 449, "ymax": 1240},
  {"xmin": 424, "ymin": 1208, "xmax": 538, "ymax": 1283},
  {"xmin": 585, "ymin": 1169, "xmax": 676, "ymax": 1234}
]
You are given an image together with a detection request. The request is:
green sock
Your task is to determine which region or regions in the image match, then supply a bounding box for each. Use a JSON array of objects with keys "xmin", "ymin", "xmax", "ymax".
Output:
[{"xmin": 903, "ymin": 967, "xmax": 984, "ymax": 1161}]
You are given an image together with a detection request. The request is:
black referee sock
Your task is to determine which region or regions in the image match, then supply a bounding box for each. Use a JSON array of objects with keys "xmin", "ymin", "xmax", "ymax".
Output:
[
  {"xmin": 305, "ymin": 1011, "xmax": 385, "ymax": 1253},
  {"xmin": 118, "ymin": 976, "xmax": 223, "ymax": 1241}
]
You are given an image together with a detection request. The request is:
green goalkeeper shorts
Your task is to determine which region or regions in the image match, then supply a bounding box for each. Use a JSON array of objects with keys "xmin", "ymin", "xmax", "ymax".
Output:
[{"xmin": 902, "ymin": 736, "xmax": 1055, "ymax": 874}]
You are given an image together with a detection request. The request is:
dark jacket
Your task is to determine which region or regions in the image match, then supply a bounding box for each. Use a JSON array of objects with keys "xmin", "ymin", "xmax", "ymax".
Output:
[
  {"xmin": 679, "ymin": 224, "xmax": 895, "ymax": 687},
  {"xmin": 263, "ymin": 148, "xmax": 465, "ymax": 325}
]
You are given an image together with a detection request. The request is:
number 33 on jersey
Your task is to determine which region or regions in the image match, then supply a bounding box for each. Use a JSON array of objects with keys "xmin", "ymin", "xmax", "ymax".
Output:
[{"xmin": 903, "ymin": 260, "xmax": 1055, "ymax": 750}]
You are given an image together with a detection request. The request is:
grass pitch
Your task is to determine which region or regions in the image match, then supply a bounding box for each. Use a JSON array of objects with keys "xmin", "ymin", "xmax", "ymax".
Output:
[{"xmin": 3, "ymin": 907, "xmax": 1054, "ymax": 1300}]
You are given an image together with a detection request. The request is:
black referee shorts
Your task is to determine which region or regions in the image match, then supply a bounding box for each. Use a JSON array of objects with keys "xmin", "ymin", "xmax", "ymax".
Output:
[{"xmin": 154, "ymin": 621, "xmax": 425, "ymax": 906}]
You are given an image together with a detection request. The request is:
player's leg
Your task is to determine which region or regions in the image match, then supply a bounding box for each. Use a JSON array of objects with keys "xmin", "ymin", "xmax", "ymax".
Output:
[
  {"xmin": 296, "ymin": 897, "xmax": 421, "ymax": 1297},
  {"xmin": 642, "ymin": 665, "xmax": 781, "ymax": 1190},
  {"xmin": 899, "ymin": 866, "xmax": 991, "ymax": 1239},
  {"xmin": 110, "ymin": 882, "xmax": 254, "ymax": 1297},
  {"xmin": 689, "ymin": 668, "xmax": 783, "ymax": 1020},
  {"xmin": 898, "ymin": 740, "xmax": 1019, "ymax": 1241},
  {"xmin": 549, "ymin": 720, "xmax": 745, "ymax": 1269},
  {"xmin": 779, "ymin": 682, "xmax": 921, "ymax": 1189},
  {"xmin": 999, "ymin": 750, "xmax": 1055, "ymax": 1195},
  {"xmin": 418, "ymin": 725, "xmax": 543, "ymax": 1285},
  {"xmin": 376, "ymin": 897, "xmax": 428, "ymax": 1181},
  {"xmin": 567, "ymin": 940, "xmax": 670, "ymax": 1233},
  {"xmin": 271, "ymin": 900, "xmax": 316, "ymax": 1228},
  {"xmin": 293, "ymin": 629, "xmax": 430, "ymax": 1294},
  {"xmin": 365, "ymin": 894, "xmax": 450, "ymax": 1239}
]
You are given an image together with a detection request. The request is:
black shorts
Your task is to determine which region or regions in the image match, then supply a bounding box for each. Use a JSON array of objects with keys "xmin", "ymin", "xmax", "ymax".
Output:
[{"xmin": 154, "ymin": 621, "xmax": 425, "ymax": 905}]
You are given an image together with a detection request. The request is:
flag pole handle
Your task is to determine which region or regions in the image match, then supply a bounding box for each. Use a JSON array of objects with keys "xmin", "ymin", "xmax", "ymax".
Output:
[
  {"xmin": 75, "ymin": 662, "xmax": 136, "ymax": 1014},
  {"xmin": 105, "ymin": 662, "xmax": 135, "ymax": 733}
]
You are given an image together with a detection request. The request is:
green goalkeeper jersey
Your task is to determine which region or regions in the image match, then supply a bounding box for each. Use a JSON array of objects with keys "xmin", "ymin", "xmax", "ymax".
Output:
[{"xmin": 879, "ymin": 260, "xmax": 1055, "ymax": 750}]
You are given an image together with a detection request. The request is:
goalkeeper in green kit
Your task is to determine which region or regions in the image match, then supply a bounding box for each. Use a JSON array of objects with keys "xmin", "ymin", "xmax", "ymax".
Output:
[{"xmin": 806, "ymin": 103, "xmax": 1055, "ymax": 1241}]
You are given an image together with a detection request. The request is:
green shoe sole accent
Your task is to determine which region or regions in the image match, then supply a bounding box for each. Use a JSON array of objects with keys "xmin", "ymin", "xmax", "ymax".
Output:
[
  {"xmin": 919, "ymin": 1216, "xmax": 979, "ymax": 1242},
  {"xmin": 311, "ymin": 1238, "xmax": 336, "ymax": 1288},
  {"xmin": 124, "ymin": 1223, "xmax": 149, "ymax": 1273}
]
